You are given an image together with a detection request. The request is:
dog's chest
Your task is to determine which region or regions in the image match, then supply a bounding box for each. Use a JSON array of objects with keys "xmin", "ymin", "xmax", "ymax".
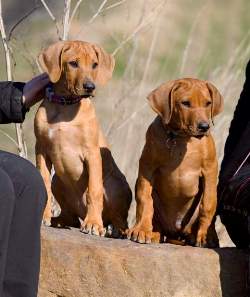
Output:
[
  {"xmin": 154, "ymin": 159, "xmax": 202, "ymax": 234},
  {"xmin": 38, "ymin": 121, "xmax": 86, "ymax": 179},
  {"xmin": 40, "ymin": 121, "xmax": 82, "ymax": 146},
  {"xmin": 157, "ymin": 166, "xmax": 201, "ymax": 198},
  {"xmin": 47, "ymin": 126, "xmax": 57, "ymax": 139},
  {"xmin": 155, "ymin": 142, "xmax": 202, "ymax": 198}
]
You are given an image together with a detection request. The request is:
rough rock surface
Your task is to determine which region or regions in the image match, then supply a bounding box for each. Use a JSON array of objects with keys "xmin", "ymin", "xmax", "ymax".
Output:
[{"xmin": 39, "ymin": 227, "xmax": 248, "ymax": 297}]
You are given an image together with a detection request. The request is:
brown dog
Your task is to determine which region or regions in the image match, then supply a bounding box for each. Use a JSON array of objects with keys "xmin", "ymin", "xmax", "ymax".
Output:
[
  {"xmin": 35, "ymin": 41, "xmax": 131, "ymax": 237},
  {"xmin": 127, "ymin": 78, "xmax": 223, "ymax": 247}
]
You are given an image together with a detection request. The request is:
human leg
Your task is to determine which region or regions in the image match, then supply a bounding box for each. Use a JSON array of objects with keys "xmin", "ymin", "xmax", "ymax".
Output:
[{"xmin": 0, "ymin": 151, "xmax": 47, "ymax": 297}]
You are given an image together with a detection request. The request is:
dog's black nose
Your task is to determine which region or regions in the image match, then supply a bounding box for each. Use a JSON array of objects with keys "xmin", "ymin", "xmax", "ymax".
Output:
[
  {"xmin": 198, "ymin": 122, "xmax": 210, "ymax": 132},
  {"xmin": 83, "ymin": 82, "xmax": 95, "ymax": 92}
]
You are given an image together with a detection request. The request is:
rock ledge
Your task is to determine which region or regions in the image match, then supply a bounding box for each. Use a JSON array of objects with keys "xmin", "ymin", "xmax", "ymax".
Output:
[{"xmin": 39, "ymin": 226, "xmax": 248, "ymax": 297}]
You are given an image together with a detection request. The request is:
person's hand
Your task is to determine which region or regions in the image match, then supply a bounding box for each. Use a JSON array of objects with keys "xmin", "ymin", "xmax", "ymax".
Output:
[{"xmin": 22, "ymin": 73, "xmax": 50, "ymax": 108}]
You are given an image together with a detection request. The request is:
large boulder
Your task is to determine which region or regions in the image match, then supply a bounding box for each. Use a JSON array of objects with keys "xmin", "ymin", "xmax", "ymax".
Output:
[{"xmin": 39, "ymin": 227, "xmax": 248, "ymax": 297}]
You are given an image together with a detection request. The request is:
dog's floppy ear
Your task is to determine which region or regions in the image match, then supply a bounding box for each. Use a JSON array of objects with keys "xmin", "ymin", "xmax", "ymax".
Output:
[
  {"xmin": 92, "ymin": 44, "xmax": 115, "ymax": 85},
  {"xmin": 147, "ymin": 80, "xmax": 178, "ymax": 124},
  {"xmin": 206, "ymin": 82, "xmax": 224, "ymax": 118},
  {"xmin": 38, "ymin": 41, "xmax": 67, "ymax": 83}
]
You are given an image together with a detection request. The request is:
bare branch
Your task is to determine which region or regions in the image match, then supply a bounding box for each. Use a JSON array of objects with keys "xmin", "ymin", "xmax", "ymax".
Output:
[
  {"xmin": 0, "ymin": 4, "xmax": 12, "ymax": 80},
  {"xmin": 69, "ymin": 0, "xmax": 83, "ymax": 27},
  {"xmin": 112, "ymin": 0, "xmax": 165, "ymax": 56},
  {"xmin": 179, "ymin": 1, "xmax": 208, "ymax": 76},
  {"xmin": 138, "ymin": 13, "xmax": 161, "ymax": 97},
  {"xmin": 35, "ymin": 57, "xmax": 43, "ymax": 73},
  {"xmin": 0, "ymin": 128, "xmax": 19, "ymax": 147},
  {"xmin": 74, "ymin": 0, "xmax": 128, "ymax": 38},
  {"xmin": 40, "ymin": 0, "xmax": 56, "ymax": 22},
  {"xmin": 106, "ymin": 1, "xmax": 167, "ymax": 136},
  {"xmin": 8, "ymin": 5, "xmax": 39, "ymax": 41},
  {"xmin": 0, "ymin": 0, "xmax": 27, "ymax": 158},
  {"xmin": 40, "ymin": 0, "xmax": 61, "ymax": 38},
  {"xmin": 88, "ymin": 0, "xmax": 107, "ymax": 24},
  {"xmin": 101, "ymin": 0, "xmax": 127, "ymax": 13},
  {"xmin": 115, "ymin": 103, "xmax": 147, "ymax": 132},
  {"xmin": 62, "ymin": 0, "xmax": 71, "ymax": 40},
  {"xmin": 219, "ymin": 29, "xmax": 250, "ymax": 82}
]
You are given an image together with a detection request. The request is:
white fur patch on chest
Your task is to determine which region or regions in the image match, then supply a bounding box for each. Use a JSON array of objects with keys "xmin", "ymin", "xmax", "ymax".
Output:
[
  {"xmin": 175, "ymin": 216, "xmax": 182, "ymax": 230},
  {"xmin": 48, "ymin": 128, "xmax": 55, "ymax": 139}
]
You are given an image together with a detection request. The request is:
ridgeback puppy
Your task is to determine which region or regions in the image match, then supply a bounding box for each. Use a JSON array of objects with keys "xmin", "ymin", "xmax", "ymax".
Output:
[
  {"xmin": 35, "ymin": 40, "xmax": 131, "ymax": 237},
  {"xmin": 127, "ymin": 78, "xmax": 223, "ymax": 247}
]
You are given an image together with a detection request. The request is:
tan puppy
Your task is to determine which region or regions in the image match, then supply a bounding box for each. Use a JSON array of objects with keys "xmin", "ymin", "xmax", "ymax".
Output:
[
  {"xmin": 127, "ymin": 78, "xmax": 223, "ymax": 247},
  {"xmin": 35, "ymin": 41, "xmax": 131, "ymax": 237}
]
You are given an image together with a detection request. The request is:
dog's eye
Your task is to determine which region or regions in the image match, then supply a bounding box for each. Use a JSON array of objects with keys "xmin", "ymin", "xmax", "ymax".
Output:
[
  {"xmin": 69, "ymin": 61, "xmax": 78, "ymax": 68},
  {"xmin": 181, "ymin": 100, "xmax": 191, "ymax": 107},
  {"xmin": 206, "ymin": 101, "xmax": 212, "ymax": 107},
  {"xmin": 92, "ymin": 62, "xmax": 98, "ymax": 69}
]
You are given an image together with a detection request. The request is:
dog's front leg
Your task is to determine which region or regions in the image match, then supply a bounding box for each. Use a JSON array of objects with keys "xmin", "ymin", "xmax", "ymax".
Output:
[
  {"xmin": 196, "ymin": 164, "xmax": 218, "ymax": 247},
  {"xmin": 81, "ymin": 148, "xmax": 105, "ymax": 236},
  {"xmin": 36, "ymin": 142, "xmax": 52, "ymax": 226},
  {"xmin": 127, "ymin": 150, "xmax": 160, "ymax": 244}
]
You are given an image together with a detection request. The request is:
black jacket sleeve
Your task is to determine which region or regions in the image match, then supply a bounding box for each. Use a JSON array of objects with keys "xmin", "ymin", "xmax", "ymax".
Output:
[
  {"xmin": 0, "ymin": 81, "xmax": 27, "ymax": 124},
  {"xmin": 220, "ymin": 60, "xmax": 250, "ymax": 173}
]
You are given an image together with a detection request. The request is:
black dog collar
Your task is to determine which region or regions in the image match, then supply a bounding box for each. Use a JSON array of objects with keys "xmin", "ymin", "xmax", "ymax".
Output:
[{"xmin": 45, "ymin": 85, "xmax": 87, "ymax": 105}]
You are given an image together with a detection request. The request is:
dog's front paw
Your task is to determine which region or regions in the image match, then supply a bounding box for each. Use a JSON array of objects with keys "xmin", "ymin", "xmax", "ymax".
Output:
[
  {"xmin": 80, "ymin": 217, "xmax": 105, "ymax": 237},
  {"xmin": 42, "ymin": 215, "xmax": 51, "ymax": 227},
  {"xmin": 126, "ymin": 225, "xmax": 156, "ymax": 244},
  {"xmin": 42, "ymin": 205, "xmax": 52, "ymax": 226},
  {"xmin": 195, "ymin": 230, "xmax": 207, "ymax": 248}
]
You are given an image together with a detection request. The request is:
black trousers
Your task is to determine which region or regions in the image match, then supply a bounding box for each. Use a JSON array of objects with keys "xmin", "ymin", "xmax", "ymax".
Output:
[{"xmin": 0, "ymin": 151, "xmax": 47, "ymax": 297}]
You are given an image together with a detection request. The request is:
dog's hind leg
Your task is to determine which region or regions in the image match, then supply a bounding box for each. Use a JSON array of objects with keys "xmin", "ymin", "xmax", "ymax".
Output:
[
  {"xmin": 103, "ymin": 174, "xmax": 132, "ymax": 237},
  {"xmin": 99, "ymin": 147, "xmax": 132, "ymax": 237},
  {"xmin": 51, "ymin": 175, "xmax": 80, "ymax": 228}
]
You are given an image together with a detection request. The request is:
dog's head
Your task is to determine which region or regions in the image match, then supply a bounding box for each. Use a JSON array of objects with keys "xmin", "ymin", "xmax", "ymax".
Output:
[
  {"xmin": 38, "ymin": 40, "xmax": 115, "ymax": 97},
  {"xmin": 147, "ymin": 78, "xmax": 223, "ymax": 137}
]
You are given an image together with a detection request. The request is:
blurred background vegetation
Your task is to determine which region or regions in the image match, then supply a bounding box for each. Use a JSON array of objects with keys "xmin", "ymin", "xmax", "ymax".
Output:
[{"xmin": 0, "ymin": 0, "xmax": 250, "ymax": 189}]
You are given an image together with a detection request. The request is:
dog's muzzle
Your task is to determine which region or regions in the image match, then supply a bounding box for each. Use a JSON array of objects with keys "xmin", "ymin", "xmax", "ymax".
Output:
[
  {"xmin": 197, "ymin": 122, "xmax": 210, "ymax": 133},
  {"xmin": 83, "ymin": 82, "xmax": 95, "ymax": 94}
]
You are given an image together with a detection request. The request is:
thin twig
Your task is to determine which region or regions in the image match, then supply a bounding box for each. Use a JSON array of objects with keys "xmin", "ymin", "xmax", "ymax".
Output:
[
  {"xmin": 138, "ymin": 14, "xmax": 161, "ymax": 97},
  {"xmin": 122, "ymin": 39, "xmax": 139, "ymax": 80},
  {"xmin": 107, "ymin": 1, "xmax": 166, "ymax": 136},
  {"xmin": 74, "ymin": 0, "xmax": 127, "ymax": 38},
  {"xmin": 40, "ymin": 0, "xmax": 61, "ymax": 38},
  {"xmin": 0, "ymin": 128, "xmax": 19, "ymax": 147},
  {"xmin": 179, "ymin": 1, "xmax": 208, "ymax": 76},
  {"xmin": 112, "ymin": 0, "xmax": 165, "ymax": 56},
  {"xmin": 35, "ymin": 57, "xmax": 43, "ymax": 73},
  {"xmin": 62, "ymin": 0, "xmax": 71, "ymax": 40},
  {"xmin": 69, "ymin": 0, "xmax": 83, "ymax": 27},
  {"xmin": 116, "ymin": 103, "xmax": 148, "ymax": 131},
  {"xmin": 105, "ymin": 40, "xmax": 139, "ymax": 137},
  {"xmin": 8, "ymin": 5, "xmax": 39, "ymax": 41},
  {"xmin": 101, "ymin": 0, "xmax": 127, "ymax": 12},
  {"xmin": 220, "ymin": 29, "xmax": 250, "ymax": 81},
  {"xmin": 0, "ymin": 0, "xmax": 27, "ymax": 158},
  {"xmin": 10, "ymin": 39, "xmax": 39, "ymax": 75},
  {"xmin": 0, "ymin": 6, "xmax": 12, "ymax": 80},
  {"xmin": 88, "ymin": 0, "xmax": 107, "ymax": 24},
  {"xmin": 40, "ymin": 0, "xmax": 55, "ymax": 20}
]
